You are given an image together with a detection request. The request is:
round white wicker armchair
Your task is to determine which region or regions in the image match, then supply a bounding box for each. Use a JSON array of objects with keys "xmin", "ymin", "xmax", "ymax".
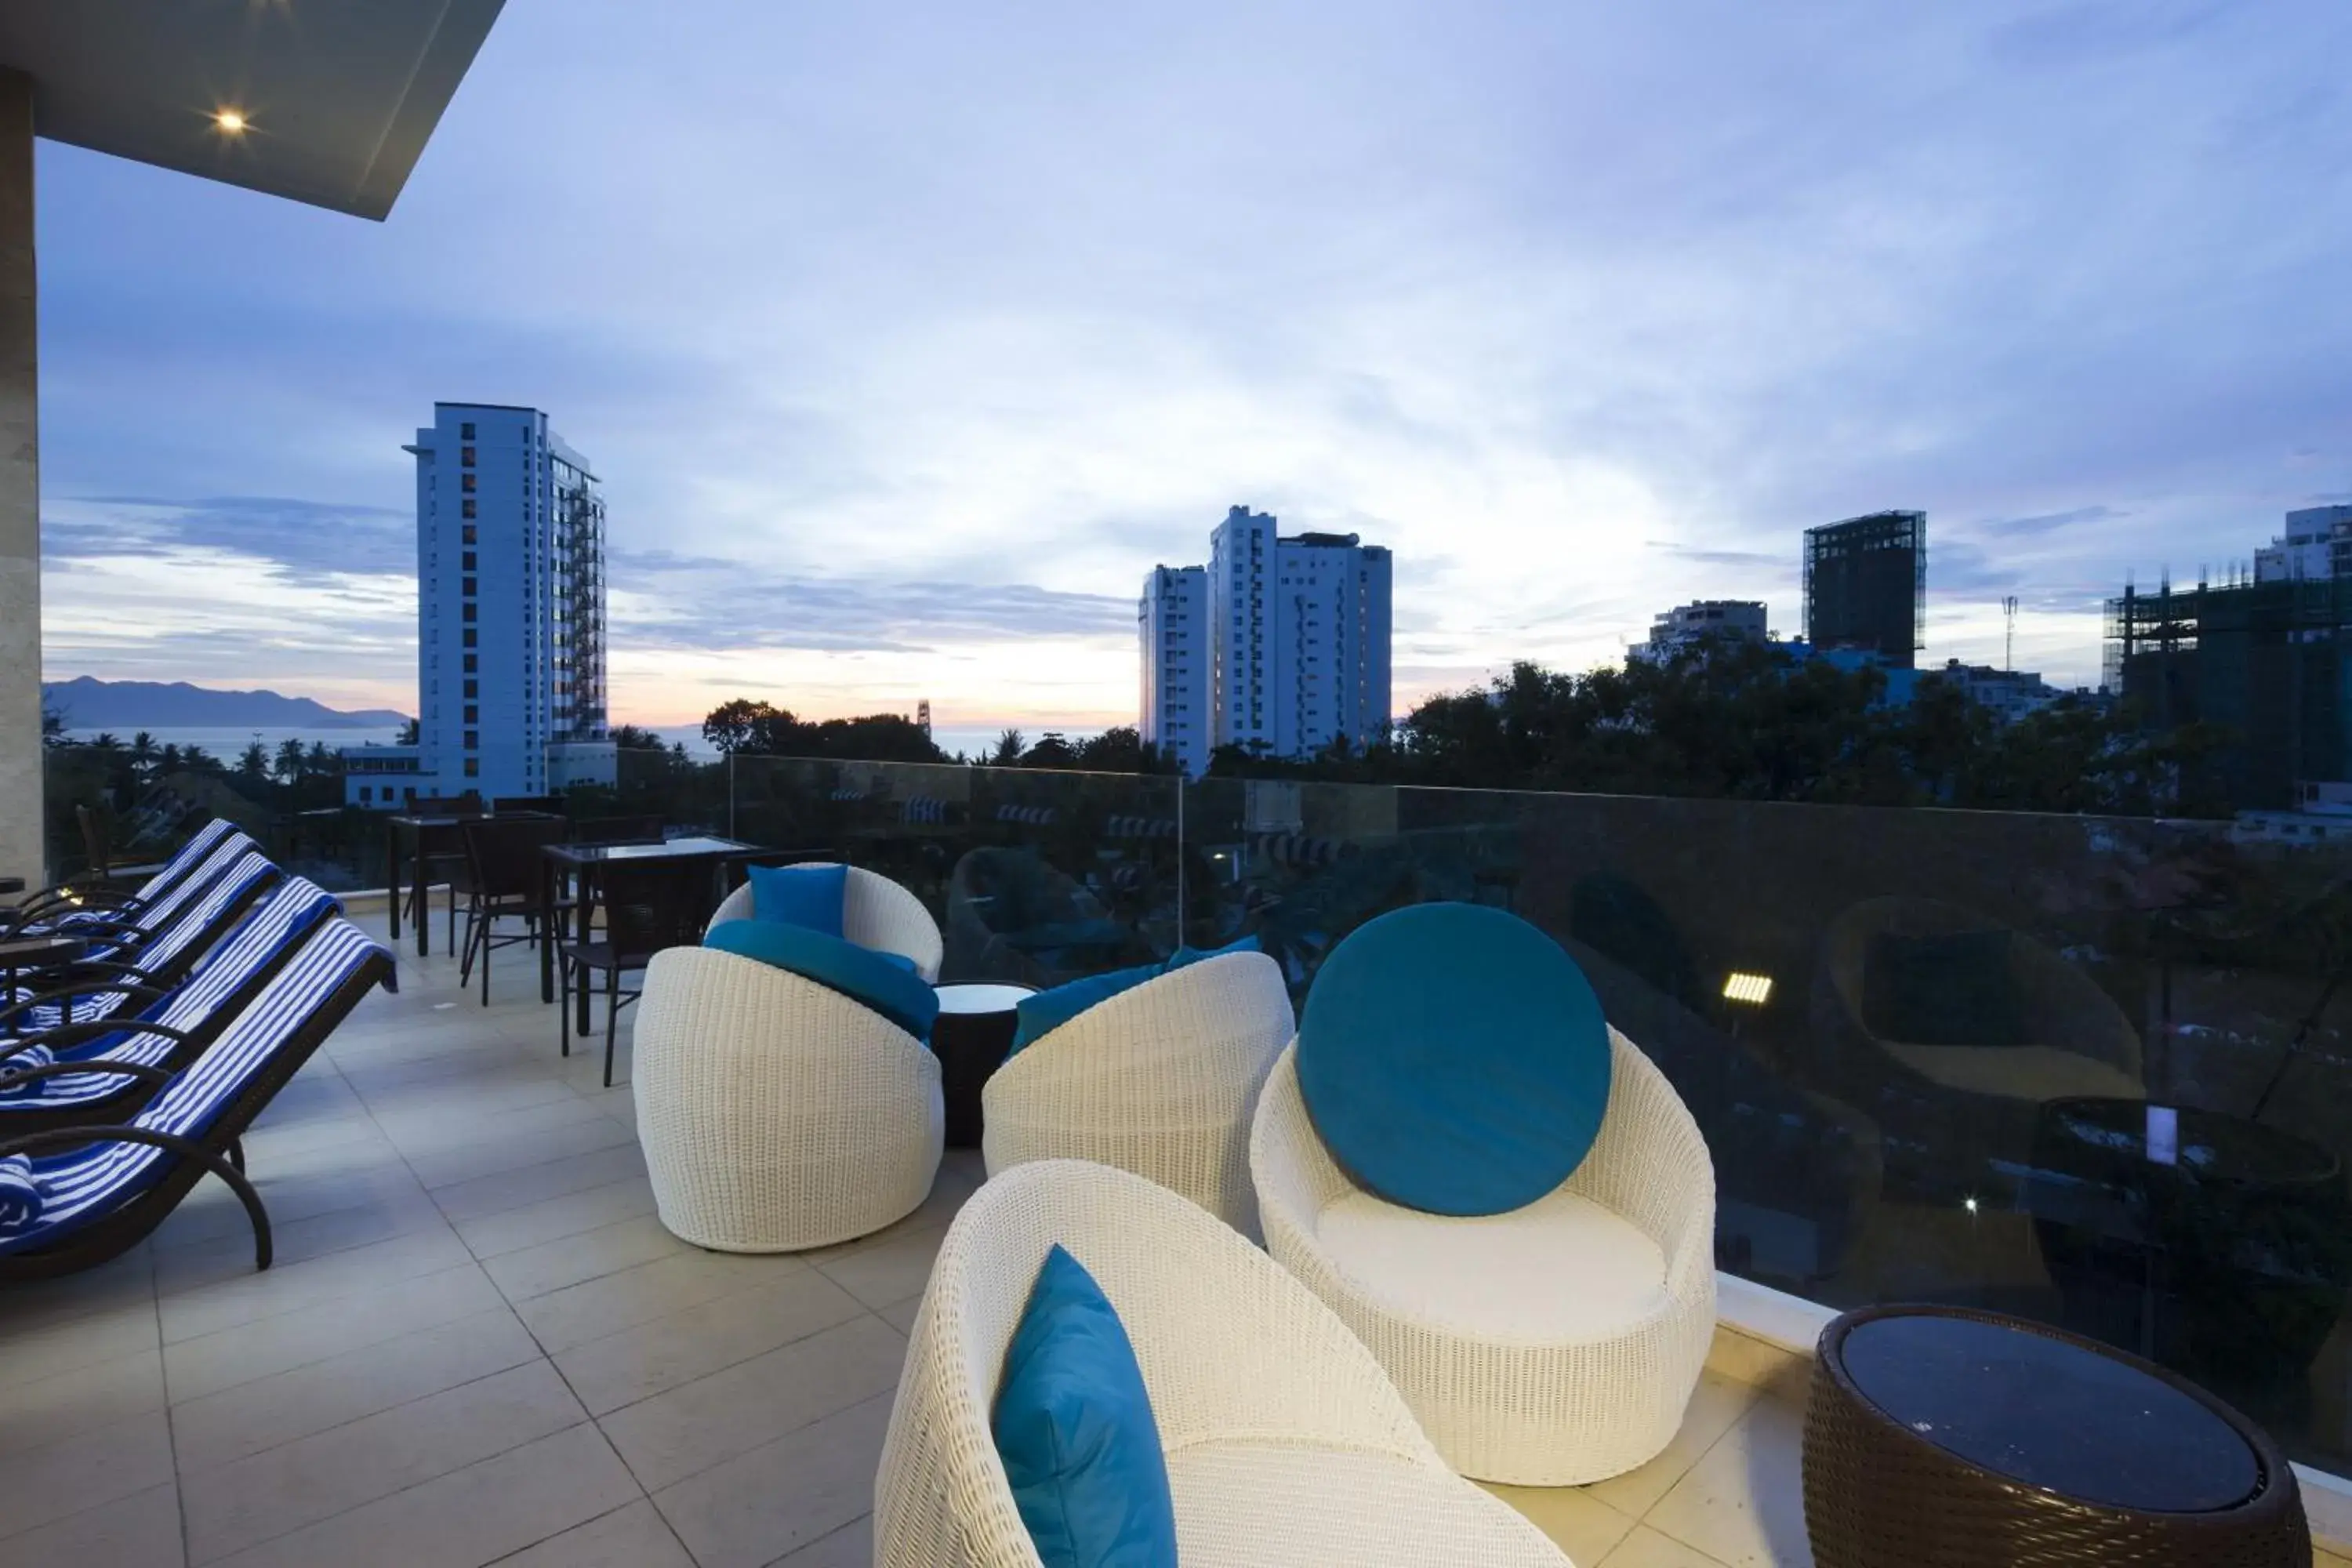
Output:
[
  {"xmin": 706, "ymin": 864, "xmax": 945, "ymax": 983},
  {"xmin": 1251, "ymin": 1029, "xmax": 1715, "ymax": 1486},
  {"xmin": 632, "ymin": 947, "xmax": 942, "ymax": 1252},
  {"xmin": 981, "ymin": 951, "xmax": 1293, "ymax": 1238},
  {"xmin": 873, "ymin": 1159, "xmax": 1573, "ymax": 1568}
]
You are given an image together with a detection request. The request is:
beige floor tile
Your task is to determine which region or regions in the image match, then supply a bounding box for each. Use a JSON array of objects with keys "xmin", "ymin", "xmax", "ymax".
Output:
[
  {"xmin": 164, "ymin": 1262, "xmax": 505, "ymax": 1403},
  {"xmin": 452, "ymin": 1176, "xmax": 658, "ymax": 1260},
  {"xmin": 237, "ymin": 1111, "xmax": 389, "ymax": 1163},
  {"xmin": 159, "ymin": 1225, "xmax": 474, "ymax": 1344},
  {"xmin": 0, "ymin": 1298, "xmax": 156, "ymax": 1392},
  {"xmin": 1586, "ymin": 1370, "xmax": 1766, "ymax": 1518},
  {"xmin": 486, "ymin": 1214, "xmax": 693, "ymax": 1302},
  {"xmin": 185, "ymin": 1360, "xmax": 586, "ymax": 1562},
  {"xmin": 404, "ymin": 1116, "xmax": 637, "ymax": 1191},
  {"xmin": 811, "ymin": 1221, "xmax": 948, "ymax": 1309},
  {"xmin": 0, "ymin": 1408, "xmax": 176, "ymax": 1541},
  {"xmin": 874, "ymin": 1295, "xmax": 923, "ymax": 1334},
  {"xmin": 2318, "ymin": 1552, "xmax": 2352, "ymax": 1568},
  {"xmin": 771, "ymin": 1513, "xmax": 873, "ymax": 1567},
  {"xmin": 1645, "ymin": 1396, "xmax": 1813, "ymax": 1568},
  {"xmin": 152, "ymin": 1163, "xmax": 430, "ymax": 1251},
  {"xmin": 172, "ymin": 1307, "xmax": 541, "ymax": 1472},
  {"xmin": 379, "ymin": 1094, "xmax": 618, "ymax": 1160},
  {"xmin": 650, "ymin": 1391, "xmax": 894, "ymax": 1568},
  {"xmin": 483, "ymin": 1499, "xmax": 692, "ymax": 1566},
  {"xmin": 152, "ymin": 1184, "xmax": 448, "ymax": 1299},
  {"xmin": 554, "ymin": 1265, "xmax": 866, "ymax": 1417},
  {"xmin": 1706, "ymin": 1327, "xmax": 1812, "ymax": 1403},
  {"xmin": 1601, "ymin": 1523, "xmax": 1734, "ymax": 1567},
  {"xmin": 208, "ymin": 1423, "xmax": 641, "ymax": 1568},
  {"xmin": 426, "ymin": 1141, "xmax": 648, "ymax": 1220},
  {"xmin": 1483, "ymin": 1480, "xmax": 1639, "ymax": 1563},
  {"xmin": 598, "ymin": 1314, "xmax": 906, "ymax": 1491},
  {"xmin": 0, "ymin": 1345, "xmax": 164, "ymax": 1457},
  {"xmin": 0, "ymin": 1479, "xmax": 183, "ymax": 1568},
  {"xmin": 514, "ymin": 1247, "xmax": 784, "ymax": 1355},
  {"xmin": 0, "ymin": 1255, "xmax": 155, "ymax": 1338}
]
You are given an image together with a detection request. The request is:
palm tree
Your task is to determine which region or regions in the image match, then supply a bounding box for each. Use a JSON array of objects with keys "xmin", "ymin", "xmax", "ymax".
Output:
[
  {"xmin": 274, "ymin": 737, "xmax": 306, "ymax": 783},
  {"xmin": 238, "ymin": 739, "xmax": 270, "ymax": 779},
  {"xmin": 989, "ymin": 728, "xmax": 1025, "ymax": 768},
  {"xmin": 129, "ymin": 731, "xmax": 158, "ymax": 776}
]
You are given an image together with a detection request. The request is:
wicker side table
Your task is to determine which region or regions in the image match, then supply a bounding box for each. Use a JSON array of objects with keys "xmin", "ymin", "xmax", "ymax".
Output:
[{"xmin": 1803, "ymin": 1304, "xmax": 2307, "ymax": 1567}]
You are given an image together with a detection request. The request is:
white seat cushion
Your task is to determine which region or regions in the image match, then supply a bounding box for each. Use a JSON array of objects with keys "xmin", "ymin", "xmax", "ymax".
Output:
[
  {"xmin": 1316, "ymin": 1185, "xmax": 1668, "ymax": 1340},
  {"xmin": 1171, "ymin": 1443, "xmax": 1566, "ymax": 1566}
]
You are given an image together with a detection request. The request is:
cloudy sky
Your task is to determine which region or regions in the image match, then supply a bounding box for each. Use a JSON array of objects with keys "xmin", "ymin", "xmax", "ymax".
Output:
[{"xmin": 34, "ymin": 0, "xmax": 2352, "ymax": 739}]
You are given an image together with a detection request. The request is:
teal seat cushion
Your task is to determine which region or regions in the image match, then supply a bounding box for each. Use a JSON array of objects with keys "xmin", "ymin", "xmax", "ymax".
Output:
[
  {"xmin": 746, "ymin": 862, "xmax": 847, "ymax": 937},
  {"xmin": 1011, "ymin": 964, "xmax": 1159, "ymax": 1054},
  {"xmin": 1297, "ymin": 902, "xmax": 1611, "ymax": 1217},
  {"xmin": 1163, "ymin": 932, "xmax": 1261, "ymax": 972},
  {"xmin": 703, "ymin": 919, "xmax": 938, "ymax": 1042},
  {"xmin": 992, "ymin": 1244, "xmax": 1178, "ymax": 1568}
]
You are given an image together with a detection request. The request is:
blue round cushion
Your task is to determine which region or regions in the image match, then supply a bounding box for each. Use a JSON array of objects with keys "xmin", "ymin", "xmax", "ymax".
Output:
[
  {"xmin": 1297, "ymin": 902, "xmax": 1611, "ymax": 1216},
  {"xmin": 703, "ymin": 920, "xmax": 939, "ymax": 1043}
]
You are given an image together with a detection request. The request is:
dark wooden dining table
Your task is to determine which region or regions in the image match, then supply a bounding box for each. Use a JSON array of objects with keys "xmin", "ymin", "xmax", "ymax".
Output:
[
  {"xmin": 538, "ymin": 835, "xmax": 767, "ymax": 1028},
  {"xmin": 384, "ymin": 812, "xmax": 484, "ymax": 956}
]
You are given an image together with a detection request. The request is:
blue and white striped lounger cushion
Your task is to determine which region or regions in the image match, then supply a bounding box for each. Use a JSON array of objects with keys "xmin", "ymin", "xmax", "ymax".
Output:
[
  {"xmin": 4, "ymin": 846, "xmax": 278, "ymax": 1032},
  {"xmin": 121, "ymin": 818, "xmax": 239, "ymax": 906},
  {"xmin": 0, "ymin": 918, "xmax": 390, "ymax": 1249},
  {"xmin": 38, "ymin": 830, "xmax": 261, "ymax": 953},
  {"xmin": 42, "ymin": 822, "xmax": 247, "ymax": 935},
  {"xmin": 0, "ymin": 877, "xmax": 342, "ymax": 1112}
]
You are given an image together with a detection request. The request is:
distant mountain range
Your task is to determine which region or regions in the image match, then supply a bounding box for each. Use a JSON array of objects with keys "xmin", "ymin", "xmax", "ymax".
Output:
[{"xmin": 42, "ymin": 677, "xmax": 408, "ymax": 731}]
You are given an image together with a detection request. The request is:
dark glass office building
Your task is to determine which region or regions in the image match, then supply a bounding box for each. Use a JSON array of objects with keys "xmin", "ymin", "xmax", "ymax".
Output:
[{"xmin": 1803, "ymin": 510, "xmax": 1926, "ymax": 668}]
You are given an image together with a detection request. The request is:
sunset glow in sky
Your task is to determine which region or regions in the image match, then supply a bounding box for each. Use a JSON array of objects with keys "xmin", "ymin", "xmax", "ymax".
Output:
[{"xmin": 34, "ymin": 1, "xmax": 2352, "ymax": 735}]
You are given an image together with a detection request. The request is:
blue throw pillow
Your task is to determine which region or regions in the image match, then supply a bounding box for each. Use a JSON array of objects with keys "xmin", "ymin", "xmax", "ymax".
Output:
[
  {"xmin": 1011, "ymin": 964, "xmax": 1160, "ymax": 1054},
  {"xmin": 704, "ymin": 919, "xmax": 939, "ymax": 1042},
  {"xmin": 746, "ymin": 862, "xmax": 847, "ymax": 937},
  {"xmin": 993, "ymin": 1244, "xmax": 1178, "ymax": 1568},
  {"xmin": 1297, "ymin": 903, "xmax": 1612, "ymax": 1217},
  {"xmin": 1162, "ymin": 933, "xmax": 1261, "ymax": 973}
]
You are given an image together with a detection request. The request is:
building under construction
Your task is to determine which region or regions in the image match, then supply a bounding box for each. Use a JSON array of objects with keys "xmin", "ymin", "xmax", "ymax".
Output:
[
  {"xmin": 1804, "ymin": 511, "xmax": 1925, "ymax": 668},
  {"xmin": 2108, "ymin": 573, "xmax": 2352, "ymax": 810}
]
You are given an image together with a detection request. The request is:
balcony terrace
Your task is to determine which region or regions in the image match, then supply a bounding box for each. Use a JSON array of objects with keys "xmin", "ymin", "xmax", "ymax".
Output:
[
  {"xmin": 3, "ymin": 938, "xmax": 1815, "ymax": 1568},
  {"xmin": 20, "ymin": 752, "xmax": 2352, "ymax": 1566}
]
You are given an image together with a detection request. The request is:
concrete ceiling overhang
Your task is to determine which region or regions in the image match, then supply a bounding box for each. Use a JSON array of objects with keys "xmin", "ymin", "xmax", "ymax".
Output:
[{"xmin": 0, "ymin": 0, "xmax": 506, "ymax": 220}]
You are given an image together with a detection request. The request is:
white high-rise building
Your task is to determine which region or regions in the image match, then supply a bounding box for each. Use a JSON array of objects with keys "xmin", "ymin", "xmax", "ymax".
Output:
[
  {"xmin": 1632, "ymin": 600, "xmax": 1769, "ymax": 663},
  {"xmin": 1138, "ymin": 564, "xmax": 1210, "ymax": 775},
  {"xmin": 1140, "ymin": 506, "xmax": 1392, "ymax": 772},
  {"xmin": 344, "ymin": 402, "xmax": 615, "ymax": 808},
  {"xmin": 2255, "ymin": 506, "xmax": 2352, "ymax": 583}
]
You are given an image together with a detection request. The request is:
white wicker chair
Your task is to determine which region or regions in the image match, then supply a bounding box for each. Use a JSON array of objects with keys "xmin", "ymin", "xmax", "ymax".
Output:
[
  {"xmin": 874, "ymin": 1159, "xmax": 1573, "ymax": 1568},
  {"xmin": 981, "ymin": 951, "xmax": 1293, "ymax": 1238},
  {"xmin": 706, "ymin": 863, "xmax": 945, "ymax": 983},
  {"xmin": 1251, "ymin": 1029, "xmax": 1715, "ymax": 1486},
  {"xmin": 631, "ymin": 946, "xmax": 942, "ymax": 1252}
]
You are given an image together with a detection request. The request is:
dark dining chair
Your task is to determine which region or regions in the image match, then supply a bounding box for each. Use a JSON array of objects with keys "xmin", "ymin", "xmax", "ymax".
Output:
[
  {"xmin": 406, "ymin": 794, "xmax": 483, "ymax": 950},
  {"xmin": 456, "ymin": 817, "xmax": 572, "ymax": 1005},
  {"xmin": 572, "ymin": 815, "xmax": 666, "ymax": 846},
  {"xmin": 558, "ymin": 858, "xmax": 713, "ymax": 1087}
]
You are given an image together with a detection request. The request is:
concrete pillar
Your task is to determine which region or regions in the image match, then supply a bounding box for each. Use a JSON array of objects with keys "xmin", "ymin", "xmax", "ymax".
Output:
[{"xmin": 0, "ymin": 70, "xmax": 36, "ymax": 888}]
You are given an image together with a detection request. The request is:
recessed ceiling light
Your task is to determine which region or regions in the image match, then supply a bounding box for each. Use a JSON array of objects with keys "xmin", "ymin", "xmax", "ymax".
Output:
[
  {"xmin": 1721, "ymin": 971, "xmax": 1773, "ymax": 1007},
  {"xmin": 215, "ymin": 109, "xmax": 248, "ymax": 134}
]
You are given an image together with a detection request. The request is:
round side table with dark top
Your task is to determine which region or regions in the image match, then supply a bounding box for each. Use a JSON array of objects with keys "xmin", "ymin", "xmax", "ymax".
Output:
[
  {"xmin": 2021, "ymin": 1097, "xmax": 2352, "ymax": 1385},
  {"xmin": 931, "ymin": 984, "xmax": 1033, "ymax": 1149},
  {"xmin": 1804, "ymin": 1304, "xmax": 2307, "ymax": 1566}
]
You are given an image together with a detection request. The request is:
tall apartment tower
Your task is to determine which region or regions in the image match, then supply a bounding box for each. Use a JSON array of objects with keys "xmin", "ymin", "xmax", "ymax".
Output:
[
  {"xmin": 1804, "ymin": 510, "xmax": 1925, "ymax": 668},
  {"xmin": 1142, "ymin": 505, "xmax": 1392, "ymax": 768},
  {"xmin": 1138, "ymin": 564, "xmax": 1210, "ymax": 775},
  {"xmin": 349, "ymin": 403, "xmax": 615, "ymax": 809}
]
